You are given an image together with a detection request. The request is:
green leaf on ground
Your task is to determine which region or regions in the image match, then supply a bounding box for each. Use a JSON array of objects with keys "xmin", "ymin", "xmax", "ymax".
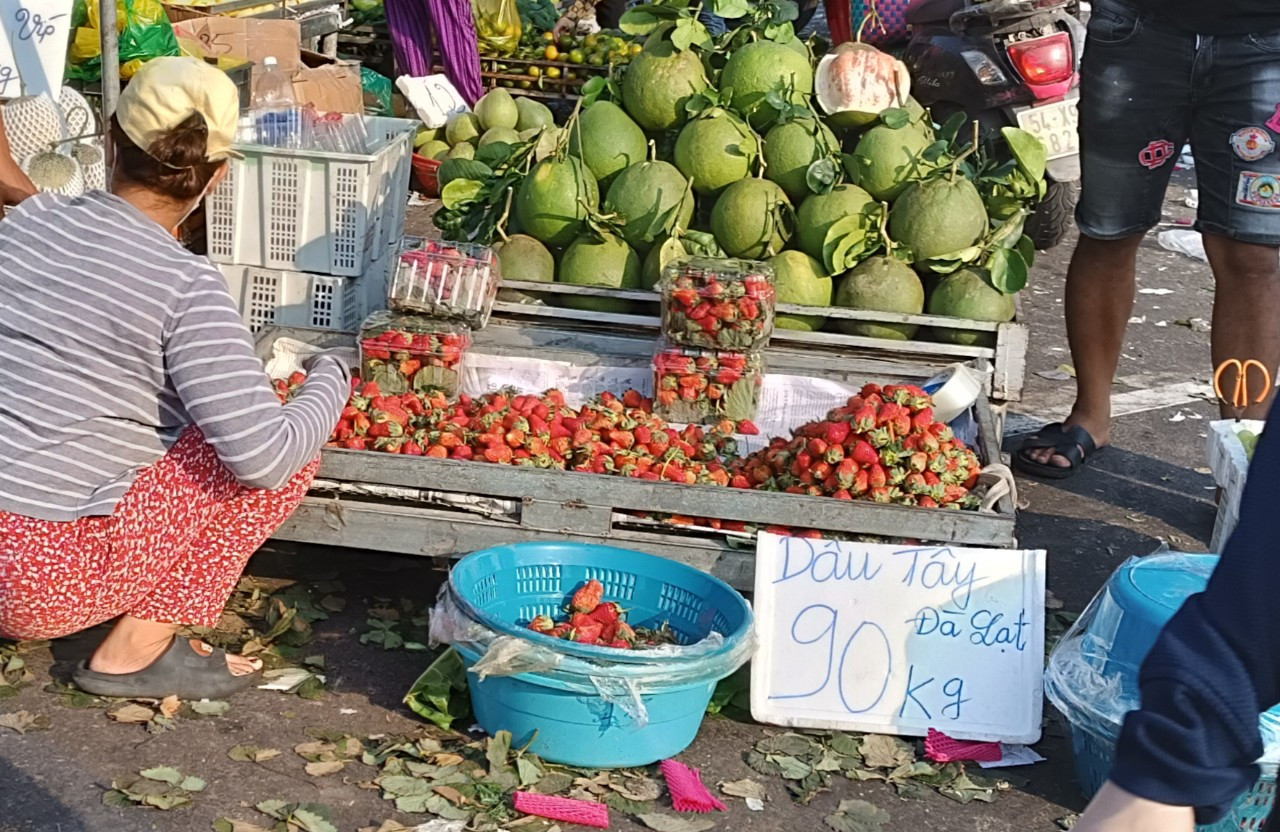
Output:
[
  {"xmin": 824, "ymin": 799, "xmax": 890, "ymax": 832},
  {"xmin": 140, "ymin": 767, "xmax": 183, "ymax": 784},
  {"xmin": 603, "ymin": 793, "xmax": 655, "ymax": 815},
  {"xmin": 188, "ymin": 700, "xmax": 231, "ymax": 717},
  {"xmin": 0, "ymin": 710, "xmax": 49, "ymax": 733},
  {"xmin": 637, "ymin": 813, "xmax": 716, "ymax": 832},
  {"xmin": 229, "ymin": 744, "xmax": 282, "ymax": 763},
  {"xmin": 859, "ymin": 735, "xmax": 914, "ymax": 769}
]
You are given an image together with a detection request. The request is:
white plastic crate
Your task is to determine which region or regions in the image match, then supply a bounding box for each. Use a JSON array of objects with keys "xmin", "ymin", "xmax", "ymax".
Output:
[
  {"xmin": 206, "ymin": 116, "xmax": 417, "ymax": 277},
  {"xmin": 1207, "ymin": 418, "xmax": 1264, "ymax": 552},
  {"xmin": 220, "ymin": 246, "xmax": 393, "ymax": 333}
]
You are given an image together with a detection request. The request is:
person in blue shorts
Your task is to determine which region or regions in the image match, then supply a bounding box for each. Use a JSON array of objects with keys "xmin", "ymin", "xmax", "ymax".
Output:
[{"xmin": 1016, "ymin": 0, "xmax": 1280, "ymax": 480}]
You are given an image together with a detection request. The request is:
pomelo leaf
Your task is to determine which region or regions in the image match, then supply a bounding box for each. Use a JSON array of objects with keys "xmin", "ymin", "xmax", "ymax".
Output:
[
  {"xmin": 712, "ymin": 0, "xmax": 752, "ymax": 19},
  {"xmin": 475, "ymin": 142, "xmax": 513, "ymax": 167},
  {"xmin": 989, "ymin": 213, "xmax": 1026, "ymax": 249},
  {"xmin": 441, "ymin": 179, "xmax": 483, "ymax": 210},
  {"xmin": 938, "ymin": 112, "xmax": 967, "ymax": 144},
  {"xmin": 988, "ymin": 246, "xmax": 1028, "ymax": 294},
  {"xmin": 1002, "ymin": 127, "xmax": 1047, "ymax": 182},
  {"xmin": 922, "ymin": 140, "xmax": 949, "ymax": 164},
  {"xmin": 879, "ymin": 108, "xmax": 909, "ymax": 130},
  {"xmin": 805, "ymin": 158, "xmax": 838, "ymax": 196},
  {"xmin": 1015, "ymin": 234, "xmax": 1036, "ymax": 269},
  {"xmin": 672, "ymin": 18, "xmax": 712, "ymax": 51},
  {"xmin": 620, "ymin": 7, "xmax": 662, "ymax": 35}
]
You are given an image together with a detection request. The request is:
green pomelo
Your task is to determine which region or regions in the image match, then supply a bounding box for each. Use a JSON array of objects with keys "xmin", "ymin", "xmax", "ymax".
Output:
[
  {"xmin": 515, "ymin": 97, "xmax": 555, "ymax": 132},
  {"xmin": 795, "ymin": 184, "xmax": 876, "ymax": 261},
  {"xmin": 927, "ymin": 267, "xmax": 1016, "ymax": 346},
  {"xmin": 478, "ymin": 126, "xmax": 521, "ymax": 147},
  {"xmin": 557, "ymin": 233, "xmax": 643, "ymax": 314},
  {"xmin": 445, "ymin": 112, "xmax": 482, "ymax": 146},
  {"xmin": 720, "ymin": 40, "xmax": 815, "ymax": 130},
  {"xmin": 475, "ymin": 89, "xmax": 519, "ymax": 131},
  {"xmin": 622, "ymin": 36, "xmax": 709, "ymax": 132},
  {"xmin": 568, "ymin": 101, "xmax": 647, "ymax": 187},
  {"xmin": 673, "ymin": 111, "xmax": 758, "ymax": 195},
  {"xmin": 833, "ymin": 256, "xmax": 925, "ymax": 340},
  {"xmin": 710, "ymin": 178, "xmax": 794, "ymax": 259},
  {"xmin": 889, "ymin": 176, "xmax": 988, "ymax": 262},
  {"xmin": 762, "ymin": 118, "xmax": 838, "ymax": 202},
  {"xmin": 446, "ymin": 142, "xmax": 476, "ymax": 160},
  {"xmin": 437, "ymin": 158, "xmax": 492, "ymax": 187},
  {"xmin": 514, "ymin": 157, "xmax": 600, "ymax": 248},
  {"xmin": 850, "ymin": 122, "xmax": 934, "ymax": 201},
  {"xmin": 769, "ymin": 250, "xmax": 832, "ymax": 330},
  {"xmin": 414, "ymin": 126, "xmax": 442, "ymax": 148},
  {"xmin": 604, "ymin": 161, "xmax": 694, "ymax": 254},
  {"xmin": 420, "ymin": 140, "xmax": 450, "ymax": 160},
  {"xmin": 495, "ymin": 234, "xmax": 555, "ymax": 303}
]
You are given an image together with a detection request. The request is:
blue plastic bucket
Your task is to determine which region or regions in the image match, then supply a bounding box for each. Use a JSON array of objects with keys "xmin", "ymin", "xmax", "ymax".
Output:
[
  {"xmin": 1056, "ymin": 553, "xmax": 1280, "ymax": 830},
  {"xmin": 447, "ymin": 542, "xmax": 754, "ymax": 768}
]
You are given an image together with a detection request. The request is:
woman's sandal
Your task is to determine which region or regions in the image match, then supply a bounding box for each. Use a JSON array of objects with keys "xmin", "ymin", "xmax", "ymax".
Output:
[
  {"xmin": 72, "ymin": 637, "xmax": 261, "ymax": 700},
  {"xmin": 1013, "ymin": 422, "xmax": 1102, "ymax": 480}
]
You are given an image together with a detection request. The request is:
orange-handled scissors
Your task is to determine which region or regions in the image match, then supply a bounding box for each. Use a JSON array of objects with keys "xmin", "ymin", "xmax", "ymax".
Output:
[{"xmin": 1214, "ymin": 359, "xmax": 1272, "ymax": 419}]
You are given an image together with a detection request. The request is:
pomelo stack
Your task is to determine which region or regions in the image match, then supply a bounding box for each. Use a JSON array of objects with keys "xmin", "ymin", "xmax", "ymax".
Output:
[{"xmin": 653, "ymin": 257, "xmax": 775, "ymax": 425}]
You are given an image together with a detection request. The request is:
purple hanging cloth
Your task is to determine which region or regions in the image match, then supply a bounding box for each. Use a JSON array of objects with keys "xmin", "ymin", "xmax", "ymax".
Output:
[{"xmin": 385, "ymin": 0, "xmax": 484, "ymax": 105}]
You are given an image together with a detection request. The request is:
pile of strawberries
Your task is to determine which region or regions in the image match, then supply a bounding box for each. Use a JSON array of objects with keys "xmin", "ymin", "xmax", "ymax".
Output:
[
  {"xmin": 661, "ymin": 267, "xmax": 775, "ymax": 352},
  {"xmin": 526, "ymin": 580, "xmax": 678, "ymax": 650},
  {"xmin": 729, "ymin": 383, "xmax": 983, "ymax": 509},
  {"xmin": 280, "ymin": 373, "xmax": 985, "ymax": 516}
]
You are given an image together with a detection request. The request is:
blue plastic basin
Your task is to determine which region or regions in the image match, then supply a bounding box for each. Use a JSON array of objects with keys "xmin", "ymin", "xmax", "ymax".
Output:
[{"xmin": 448, "ymin": 542, "xmax": 754, "ymax": 768}]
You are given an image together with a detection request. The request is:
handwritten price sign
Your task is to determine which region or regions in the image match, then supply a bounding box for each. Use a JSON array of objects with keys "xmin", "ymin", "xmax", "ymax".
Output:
[
  {"xmin": 0, "ymin": 0, "xmax": 71, "ymax": 99},
  {"xmin": 750, "ymin": 533, "xmax": 1046, "ymax": 743}
]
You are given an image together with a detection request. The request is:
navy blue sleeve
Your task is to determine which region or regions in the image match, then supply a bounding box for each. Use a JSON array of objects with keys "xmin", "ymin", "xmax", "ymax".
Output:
[{"xmin": 1110, "ymin": 419, "xmax": 1280, "ymax": 823}]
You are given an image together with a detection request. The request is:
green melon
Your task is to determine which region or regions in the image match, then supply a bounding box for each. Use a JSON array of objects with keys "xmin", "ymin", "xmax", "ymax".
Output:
[
  {"xmin": 604, "ymin": 161, "xmax": 694, "ymax": 254},
  {"xmin": 673, "ymin": 111, "xmax": 758, "ymax": 196},
  {"xmin": 621, "ymin": 35, "xmax": 709, "ymax": 132},
  {"xmin": 557, "ymin": 233, "xmax": 643, "ymax": 314},
  {"xmin": 795, "ymin": 184, "xmax": 877, "ymax": 261},
  {"xmin": 927, "ymin": 267, "xmax": 1016, "ymax": 346},
  {"xmin": 475, "ymin": 89, "xmax": 519, "ymax": 131},
  {"xmin": 769, "ymin": 250, "xmax": 832, "ymax": 330},
  {"xmin": 719, "ymin": 40, "xmax": 815, "ymax": 130},
  {"xmin": 568, "ymin": 101, "xmax": 647, "ymax": 187},
  {"xmin": 889, "ymin": 176, "xmax": 988, "ymax": 262},
  {"xmin": 514, "ymin": 157, "xmax": 599, "ymax": 248},
  {"xmin": 710, "ymin": 178, "xmax": 794, "ymax": 259},
  {"xmin": 849, "ymin": 121, "xmax": 934, "ymax": 202},
  {"xmin": 833, "ymin": 256, "xmax": 925, "ymax": 340},
  {"xmin": 762, "ymin": 118, "xmax": 838, "ymax": 202}
]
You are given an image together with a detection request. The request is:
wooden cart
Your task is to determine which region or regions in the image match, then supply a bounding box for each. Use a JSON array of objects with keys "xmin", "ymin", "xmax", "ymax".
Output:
[{"xmin": 257, "ymin": 323, "xmax": 1016, "ymax": 590}]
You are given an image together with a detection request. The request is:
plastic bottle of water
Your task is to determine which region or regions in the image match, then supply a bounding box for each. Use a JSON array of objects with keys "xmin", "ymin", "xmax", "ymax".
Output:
[{"xmin": 252, "ymin": 56, "xmax": 300, "ymax": 148}]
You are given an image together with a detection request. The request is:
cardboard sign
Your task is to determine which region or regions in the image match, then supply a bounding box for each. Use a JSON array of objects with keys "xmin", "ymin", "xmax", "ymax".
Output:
[
  {"xmin": 751, "ymin": 533, "xmax": 1046, "ymax": 744},
  {"xmin": 396, "ymin": 74, "xmax": 468, "ymax": 128},
  {"xmin": 174, "ymin": 17, "xmax": 362, "ymax": 113},
  {"xmin": 0, "ymin": 0, "xmax": 72, "ymax": 98}
]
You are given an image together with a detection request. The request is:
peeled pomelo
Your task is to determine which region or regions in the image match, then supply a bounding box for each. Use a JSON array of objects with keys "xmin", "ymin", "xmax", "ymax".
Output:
[{"xmin": 816, "ymin": 42, "xmax": 911, "ymax": 131}]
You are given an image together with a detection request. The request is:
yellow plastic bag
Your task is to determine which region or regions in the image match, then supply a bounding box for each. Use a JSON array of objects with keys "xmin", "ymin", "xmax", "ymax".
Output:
[
  {"xmin": 471, "ymin": 0, "xmax": 521, "ymax": 56},
  {"xmin": 66, "ymin": 0, "xmax": 181, "ymax": 80}
]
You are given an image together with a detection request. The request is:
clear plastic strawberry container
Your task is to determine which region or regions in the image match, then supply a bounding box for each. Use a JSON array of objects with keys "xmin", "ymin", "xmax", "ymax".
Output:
[
  {"xmin": 652, "ymin": 340, "xmax": 765, "ymax": 425},
  {"xmin": 358, "ymin": 311, "xmax": 471, "ymax": 397},
  {"xmin": 659, "ymin": 256, "xmax": 776, "ymax": 351},
  {"xmin": 388, "ymin": 239, "xmax": 499, "ymax": 328}
]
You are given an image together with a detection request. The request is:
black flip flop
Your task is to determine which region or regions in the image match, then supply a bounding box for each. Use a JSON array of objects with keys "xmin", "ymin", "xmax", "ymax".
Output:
[
  {"xmin": 1013, "ymin": 422, "xmax": 1100, "ymax": 480},
  {"xmin": 72, "ymin": 637, "xmax": 261, "ymax": 700}
]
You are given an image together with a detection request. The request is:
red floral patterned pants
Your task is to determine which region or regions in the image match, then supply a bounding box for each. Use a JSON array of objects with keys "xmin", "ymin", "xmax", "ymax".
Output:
[{"xmin": 0, "ymin": 428, "xmax": 319, "ymax": 640}]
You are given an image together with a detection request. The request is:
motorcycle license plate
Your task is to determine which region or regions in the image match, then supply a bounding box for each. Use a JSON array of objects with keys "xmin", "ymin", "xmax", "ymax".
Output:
[{"xmin": 1017, "ymin": 99, "xmax": 1079, "ymax": 161}]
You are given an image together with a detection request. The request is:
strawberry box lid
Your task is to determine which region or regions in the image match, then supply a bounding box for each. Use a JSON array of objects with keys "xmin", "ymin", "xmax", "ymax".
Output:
[{"xmin": 660, "ymin": 255, "xmax": 775, "ymax": 290}]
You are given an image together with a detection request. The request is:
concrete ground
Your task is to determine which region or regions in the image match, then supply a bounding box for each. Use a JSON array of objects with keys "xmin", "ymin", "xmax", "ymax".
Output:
[{"xmin": 0, "ymin": 166, "xmax": 1226, "ymax": 831}]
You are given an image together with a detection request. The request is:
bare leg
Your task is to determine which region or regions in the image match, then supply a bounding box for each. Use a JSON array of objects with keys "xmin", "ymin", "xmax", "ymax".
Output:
[
  {"xmin": 1202, "ymin": 233, "xmax": 1280, "ymax": 421},
  {"xmin": 88, "ymin": 615, "xmax": 260, "ymax": 676},
  {"xmin": 1028, "ymin": 232, "xmax": 1144, "ymax": 467}
]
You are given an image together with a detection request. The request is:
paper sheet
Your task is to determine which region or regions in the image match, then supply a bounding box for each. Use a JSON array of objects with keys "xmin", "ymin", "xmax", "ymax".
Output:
[{"xmin": 977, "ymin": 744, "xmax": 1046, "ymax": 768}]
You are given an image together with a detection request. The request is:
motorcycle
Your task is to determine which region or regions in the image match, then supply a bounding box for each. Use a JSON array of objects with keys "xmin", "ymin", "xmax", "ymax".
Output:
[{"xmin": 903, "ymin": 0, "xmax": 1085, "ymax": 250}]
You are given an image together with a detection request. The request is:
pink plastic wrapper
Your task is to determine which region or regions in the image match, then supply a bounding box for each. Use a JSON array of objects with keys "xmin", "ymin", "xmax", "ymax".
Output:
[
  {"xmin": 924, "ymin": 728, "xmax": 1003, "ymax": 763},
  {"xmin": 661, "ymin": 759, "xmax": 727, "ymax": 813},
  {"xmin": 512, "ymin": 792, "xmax": 610, "ymax": 829}
]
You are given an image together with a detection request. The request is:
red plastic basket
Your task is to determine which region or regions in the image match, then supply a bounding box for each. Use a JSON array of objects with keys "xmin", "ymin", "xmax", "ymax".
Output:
[{"xmin": 412, "ymin": 153, "xmax": 441, "ymax": 197}]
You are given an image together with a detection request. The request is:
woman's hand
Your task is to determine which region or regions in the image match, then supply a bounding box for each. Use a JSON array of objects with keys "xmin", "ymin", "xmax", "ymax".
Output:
[
  {"xmin": 552, "ymin": 15, "xmax": 575, "ymax": 37},
  {"xmin": 1074, "ymin": 782, "xmax": 1195, "ymax": 832}
]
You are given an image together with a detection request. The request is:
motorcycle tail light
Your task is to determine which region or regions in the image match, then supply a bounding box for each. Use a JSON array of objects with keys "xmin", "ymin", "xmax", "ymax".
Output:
[{"xmin": 1007, "ymin": 33, "xmax": 1073, "ymax": 85}]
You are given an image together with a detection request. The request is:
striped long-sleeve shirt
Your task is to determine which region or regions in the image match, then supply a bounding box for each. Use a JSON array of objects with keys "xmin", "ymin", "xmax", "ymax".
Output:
[{"xmin": 0, "ymin": 190, "xmax": 349, "ymax": 522}]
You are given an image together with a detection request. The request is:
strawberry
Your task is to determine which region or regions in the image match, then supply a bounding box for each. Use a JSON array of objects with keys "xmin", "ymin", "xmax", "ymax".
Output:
[
  {"xmin": 529, "ymin": 615, "xmax": 556, "ymax": 632},
  {"xmin": 850, "ymin": 439, "xmax": 879, "ymax": 468},
  {"xmin": 570, "ymin": 579, "xmax": 604, "ymax": 614},
  {"xmin": 607, "ymin": 639, "xmax": 632, "ymax": 650},
  {"xmin": 571, "ymin": 620, "xmax": 604, "ymax": 644},
  {"xmin": 824, "ymin": 420, "xmax": 851, "ymax": 446},
  {"xmin": 483, "ymin": 445, "xmax": 513, "ymax": 464}
]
